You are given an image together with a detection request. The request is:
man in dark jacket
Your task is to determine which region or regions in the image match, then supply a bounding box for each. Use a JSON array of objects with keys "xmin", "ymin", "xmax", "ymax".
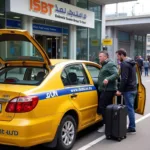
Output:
[
  {"xmin": 97, "ymin": 51, "xmax": 118, "ymax": 132},
  {"xmin": 136, "ymin": 56, "xmax": 143, "ymax": 75},
  {"xmin": 116, "ymin": 49, "xmax": 137, "ymax": 134}
]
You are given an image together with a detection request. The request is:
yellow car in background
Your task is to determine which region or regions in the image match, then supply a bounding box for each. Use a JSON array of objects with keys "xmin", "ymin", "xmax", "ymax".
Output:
[{"xmin": 0, "ymin": 29, "xmax": 146, "ymax": 150}]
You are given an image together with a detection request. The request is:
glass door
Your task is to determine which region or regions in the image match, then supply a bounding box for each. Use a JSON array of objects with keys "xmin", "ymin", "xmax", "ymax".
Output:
[{"xmin": 47, "ymin": 36, "xmax": 61, "ymax": 59}]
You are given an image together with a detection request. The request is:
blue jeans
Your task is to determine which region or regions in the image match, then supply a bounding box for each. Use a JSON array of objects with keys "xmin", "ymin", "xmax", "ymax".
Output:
[
  {"xmin": 145, "ymin": 67, "xmax": 148, "ymax": 76},
  {"xmin": 123, "ymin": 91, "xmax": 137, "ymax": 129}
]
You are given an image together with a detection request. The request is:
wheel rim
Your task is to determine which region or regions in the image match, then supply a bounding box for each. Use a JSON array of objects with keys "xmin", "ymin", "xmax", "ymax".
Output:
[{"xmin": 61, "ymin": 121, "xmax": 75, "ymax": 146}]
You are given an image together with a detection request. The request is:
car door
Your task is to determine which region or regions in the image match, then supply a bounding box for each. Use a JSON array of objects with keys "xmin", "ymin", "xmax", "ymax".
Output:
[
  {"xmin": 134, "ymin": 64, "xmax": 146, "ymax": 115},
  {"xmin": 61, "ymin": 64, "xmax": 97, "ymax": 127}
]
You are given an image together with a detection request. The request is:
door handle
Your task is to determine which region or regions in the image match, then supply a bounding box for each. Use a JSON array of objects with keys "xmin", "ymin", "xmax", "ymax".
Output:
[{"xmin": 71, "ymin": 93, "xmax": 78, "ymax": 99}]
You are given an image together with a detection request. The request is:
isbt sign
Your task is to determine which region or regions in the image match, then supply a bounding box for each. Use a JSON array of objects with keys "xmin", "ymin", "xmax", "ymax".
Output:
[{"xmin": 29, "ymin": 0, "xmax": 94, "ymax": 28}]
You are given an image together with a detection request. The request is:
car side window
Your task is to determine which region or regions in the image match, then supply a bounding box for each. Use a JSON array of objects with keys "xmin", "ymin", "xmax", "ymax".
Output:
[
  {"xmin": 61, "ymin": 70, "xmax": 70, "ymax": 86},
  {"xmin": 86, "ymin": 65, "xmax": 100, "ymax": 78},
  {"xmin": 86, "ymin": 65, "xmax": 100, "ymax": 90},
  {"xmin": 61, "ymin": 64, "xmax": 90, "ymax": 86}
]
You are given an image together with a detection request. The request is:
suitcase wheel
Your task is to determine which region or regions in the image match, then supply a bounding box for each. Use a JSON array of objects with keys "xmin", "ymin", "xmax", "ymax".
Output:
[
  {"xmin": 106, "ymin": 136, "xmax": 111, "ymax": 140},
  {"xmin": 124, "ymin": 136, "xmax": 127, "ymax": 139},
  {"xmin": 117, "ymin": 138, "xmax": 122, "ymax": 142}
]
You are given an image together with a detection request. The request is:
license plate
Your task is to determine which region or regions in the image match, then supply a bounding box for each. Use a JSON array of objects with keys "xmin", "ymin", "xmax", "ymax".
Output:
[{"xmin": 0, "ymin": 104, "xmax": 2, "ymax": 112}]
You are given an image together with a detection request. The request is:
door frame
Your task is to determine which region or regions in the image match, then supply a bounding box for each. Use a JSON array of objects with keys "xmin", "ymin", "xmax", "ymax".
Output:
[{"xmin": 33, "ymin": 31, "xmax": 63, "ymax": 59}]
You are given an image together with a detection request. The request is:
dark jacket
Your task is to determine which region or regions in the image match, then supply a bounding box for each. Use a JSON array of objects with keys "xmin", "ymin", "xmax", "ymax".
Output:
[
  {"xmin": 98, "ymin": 59, "xmax": 118, "ymax": 92},
  {"xmin": 136, "ymin": 58, "xmax": 143, "ymax": 67},
  {"xmin": 119, "ymin": 58, "xmax": 137, "ymax": 92}
]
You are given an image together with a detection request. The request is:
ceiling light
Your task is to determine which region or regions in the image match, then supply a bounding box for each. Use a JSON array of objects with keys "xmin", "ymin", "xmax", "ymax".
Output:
[
  {"xmin": 13, "ymin": 16, "xmax": 20, "ymax": 19},
  {"xmin": 47, "ymin": 38, "xmax": 52, "ymax": 40},
  {"xmin": 0, "ymin": 13, "xmax": 4, "ymax": 16}
]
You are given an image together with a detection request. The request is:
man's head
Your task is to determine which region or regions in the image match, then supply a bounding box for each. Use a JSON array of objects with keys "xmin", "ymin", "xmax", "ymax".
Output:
[
  {"xmin": 99, "ymin": 51, "xmax": 109, "ymax": 63},
  {"xmin": 116, "ymin": 48, "xmax": 127, "ymax": 62}
]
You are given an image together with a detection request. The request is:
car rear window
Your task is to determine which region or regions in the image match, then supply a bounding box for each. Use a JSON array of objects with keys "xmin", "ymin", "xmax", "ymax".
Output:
[
  {"xmin": 0, "ymin": 66, "xmax": 48, "ymax": 85},
  {"xmin": 0, "ymin": 34, "xmax": 43, "ymax": 62}
]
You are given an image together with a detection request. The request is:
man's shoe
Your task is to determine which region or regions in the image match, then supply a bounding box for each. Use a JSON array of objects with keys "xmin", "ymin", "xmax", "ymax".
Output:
[
  {"xmin": 127, "ymin": 128, "xmax": 136, "ymax": 134},
  {"xmin": 97, "ymin": 125, "xmax": 105, "ymax": 133}
]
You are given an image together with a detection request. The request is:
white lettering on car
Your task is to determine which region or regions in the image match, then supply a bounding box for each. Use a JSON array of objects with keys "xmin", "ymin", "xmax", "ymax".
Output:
[{"xmin": 46, "ymin": 91, "xmax": 58, "ymax": 99}]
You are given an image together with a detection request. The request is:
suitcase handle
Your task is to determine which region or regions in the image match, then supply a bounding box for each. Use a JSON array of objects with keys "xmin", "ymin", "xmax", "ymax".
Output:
[{"xmin": 115, "ymin": 95, "xmax": 124, "ymax": 105}]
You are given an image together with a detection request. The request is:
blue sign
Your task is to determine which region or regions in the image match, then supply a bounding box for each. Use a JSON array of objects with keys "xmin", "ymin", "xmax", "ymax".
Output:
[
  {"xmin": 7, "ymin": 20, "xmax": 21, "ymax": 28},
  {"xmin": 33, "ymin": 24, "xmax": 62, "ymax": 33},
  {"xmin": 6, "ymin": 19, "xmax": 68, "ymax": 34}
]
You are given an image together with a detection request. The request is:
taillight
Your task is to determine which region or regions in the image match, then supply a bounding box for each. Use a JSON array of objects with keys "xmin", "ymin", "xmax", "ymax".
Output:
[{"xmin": 6, "ymin": 96, "xmax": 39, "ymax": 113}]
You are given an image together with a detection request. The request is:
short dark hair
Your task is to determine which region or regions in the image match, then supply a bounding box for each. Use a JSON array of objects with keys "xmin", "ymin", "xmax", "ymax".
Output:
[
  {"xmin": 116, "ymin": 48, "xmax": 127, "ymax": 56},
  {"xmin": 99, "ymin": 51, "xmax": 109, "ymax": 58}
]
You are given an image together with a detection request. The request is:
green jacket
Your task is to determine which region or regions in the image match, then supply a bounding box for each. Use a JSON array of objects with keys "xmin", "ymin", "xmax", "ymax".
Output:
[{"xmin": 98, "ymin": 59, "xmax": 119, "ymax": 92}]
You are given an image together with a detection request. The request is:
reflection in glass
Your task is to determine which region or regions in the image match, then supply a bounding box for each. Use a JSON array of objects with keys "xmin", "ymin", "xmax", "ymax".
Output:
[
  {"xmin": 89, "ymin": 21, "xmax": 101, "ymax": 63},
  {"xmin": 76, "ymin": 26, "xmax": 88, "ymax": 60}
]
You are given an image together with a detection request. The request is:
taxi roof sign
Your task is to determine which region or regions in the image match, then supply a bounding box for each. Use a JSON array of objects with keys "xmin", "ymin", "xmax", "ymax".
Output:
[{"xmin": 102, "ymin": 38, "xmax": 113, "ymax": 46}]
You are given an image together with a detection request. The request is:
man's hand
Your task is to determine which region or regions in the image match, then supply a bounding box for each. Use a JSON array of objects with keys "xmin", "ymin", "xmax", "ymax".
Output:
[
  {"xmin": 103, "ymin": 79, "xmax": 109, "ymax": 85},
  {"xmin": 116, "ymin": 91, "xmax": 122, "ymax": 96}
]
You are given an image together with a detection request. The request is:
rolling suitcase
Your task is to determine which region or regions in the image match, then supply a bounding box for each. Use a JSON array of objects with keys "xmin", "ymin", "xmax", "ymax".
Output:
[{"xmin": 105, "ymin": 96, "xmax": 127, "ymax": 141}]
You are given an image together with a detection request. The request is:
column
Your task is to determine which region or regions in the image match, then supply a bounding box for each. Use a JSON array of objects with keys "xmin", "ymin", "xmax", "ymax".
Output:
[
  {"xmin": 106, "ymin": 26, "xmax": 118, "ymax": 62},
  {"xmin": 130, "ymin": 33, "xmax": 135, "ymax": 59},
  {"xmin": 69, "ymin": 25, "xmax": 77, "ymax": 59},
  {"xmin": 101, "ymin": 5, "xmax": 106, "ymax": 43},
  {"xmin": 113, "ymin": 27, "xmax": 118, "ymax": 63},
  {"xmin": 22, "ymin": 15, "xmax": 33, "ymax": 56},
  {"xmin": 69, "ymin": 0, "xmax": 77, "ymax": 59}
]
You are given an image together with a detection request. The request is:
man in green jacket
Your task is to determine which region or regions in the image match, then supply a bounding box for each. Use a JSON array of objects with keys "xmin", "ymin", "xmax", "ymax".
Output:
[{"xmin": 97, "ymin": 51, "xmax": 118, "ymax": 132}]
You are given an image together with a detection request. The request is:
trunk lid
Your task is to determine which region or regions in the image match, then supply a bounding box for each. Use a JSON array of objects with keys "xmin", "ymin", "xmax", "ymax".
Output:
[{"xmin": 0, "ymin": 29, "xmax": 51, "ymax": 67}]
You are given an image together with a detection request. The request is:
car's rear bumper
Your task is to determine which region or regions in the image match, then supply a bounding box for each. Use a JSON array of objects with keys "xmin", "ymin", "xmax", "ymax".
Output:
[{"xmin": 0, "ymin": 113, "xmax": 62, "ymax": 147}]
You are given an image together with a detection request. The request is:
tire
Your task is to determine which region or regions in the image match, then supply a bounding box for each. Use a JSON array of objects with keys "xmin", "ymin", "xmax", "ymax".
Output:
[{"xmin": 56, "ymin": 115, "xmax": 77, "ymax": 150}]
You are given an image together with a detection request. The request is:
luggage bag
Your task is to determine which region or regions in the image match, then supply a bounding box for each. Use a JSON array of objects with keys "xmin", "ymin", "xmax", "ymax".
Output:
[{"xmin": 105, "ymin": 96, "xmax": 127, "ymax": 141}]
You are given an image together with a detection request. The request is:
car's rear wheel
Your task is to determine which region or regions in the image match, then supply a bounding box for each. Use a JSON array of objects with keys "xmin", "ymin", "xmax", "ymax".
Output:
[{"xmin": 56, "ymin": 115, "xmax": 77, "ymax": 150}]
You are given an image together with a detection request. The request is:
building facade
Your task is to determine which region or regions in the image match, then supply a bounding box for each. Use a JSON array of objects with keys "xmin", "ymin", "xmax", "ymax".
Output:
[
  {"xmin": 146, "ymin": 34, "xmax": 150, "ymax": 57},
  {"xmin": 0, "ymin": 0, "xmax": 105, "ymax": 62}
]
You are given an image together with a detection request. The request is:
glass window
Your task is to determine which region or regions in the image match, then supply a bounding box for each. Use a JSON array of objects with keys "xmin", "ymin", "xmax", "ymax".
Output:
[
  {"xmin": 86, "ymin": 65, "xmax": 99, "ymax": 78},
  {"xmin": 45, "ymin": 20, "xmax": 62, "ymax": 27},
  {"xmin": 0, "ymin": 18, "xmax": 5, "ymax": 28},
  {"xmin": 147, "ymin": 37, "xmax": 150, "ymax": 42},
  {"xmin": 61, "ymin": 64, "xmax": 89, "ymax": 86},
  {"xmin": 0, "ymin": 67, "xmax": 48, "ymax": 85},
  {"xmin": 77, "ymin": 26, "xmax": 88, "ymax": 60},
  {"xmin": 0, "ymin": 34, "xmax": 43, "ymax": 62},
  {"xmin": 33, "ymin": 18, "xmax": 45, "ymax": 24},
  {"xmin": 59, "ymin": 0, "xmax": 70, "ymax": 3},
  {"xmin": 6, "ymin": 12, "xmax": 22, "ymax": 21},
  {"xmin": 77, "ymin": 0, "xmax": 88, "ymax": 9},
  {"xmin": 89, "ymin": 21, "xmax": 101, "ymax": 63},
  {"xmin": 0, "ymin": 0, "xmax": 5, "ymax": 18},
  {"xmin": 63, "ymin": 35, "xmax": 69, "ymax": 59},
  {"xmin": 86, "ymin": 65, "xmax": 99, "ymax": 89},
  {"xmin": 118, "ymin": 31, "xmax": 130, "ymax": 42},
  {"xmin": 88, "ymin": 1, "xmax": 102, "ymax": 20}
]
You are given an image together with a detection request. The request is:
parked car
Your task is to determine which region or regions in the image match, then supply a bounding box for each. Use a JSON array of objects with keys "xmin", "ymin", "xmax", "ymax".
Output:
[{"xmin": 0, "ymin": 29, "xmax": 146, "ymax": 150}]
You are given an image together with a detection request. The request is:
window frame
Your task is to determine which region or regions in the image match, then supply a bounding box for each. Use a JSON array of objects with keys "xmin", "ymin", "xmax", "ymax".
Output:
[{"xmin": 61, "ymin": 63, "xmax": 90, "ymax": 87}]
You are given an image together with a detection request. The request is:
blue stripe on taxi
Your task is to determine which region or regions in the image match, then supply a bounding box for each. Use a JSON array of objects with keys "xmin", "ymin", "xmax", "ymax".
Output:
[{"xmin": 32, "ymin": 85, "xmax": 96, "ymax": 100}]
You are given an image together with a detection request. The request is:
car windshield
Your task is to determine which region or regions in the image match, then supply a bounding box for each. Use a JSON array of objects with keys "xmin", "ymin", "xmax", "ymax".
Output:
[
  {"xmin": 0, "ymin": 34, "xmax": 43, "ymax": 62},
  {"xmin": 0, "ymin": 66, "xmax": 48, "ymax": 85}
]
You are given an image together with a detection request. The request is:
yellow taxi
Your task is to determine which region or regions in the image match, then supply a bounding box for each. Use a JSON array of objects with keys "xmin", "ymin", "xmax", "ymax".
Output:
[{"xmin": 0, "ymin": 29, "xmax": 146, "ymax": 150}]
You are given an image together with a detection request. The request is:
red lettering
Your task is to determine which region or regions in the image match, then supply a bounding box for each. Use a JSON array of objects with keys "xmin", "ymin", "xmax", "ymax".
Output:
[
  {"xmin": 33, "ymin": 0, "xmax": 40, "ymax": 12},
  {"xmin": 30, "ymin": 0, "xmax": 33, "ymax": 10},
  {"xmin": 30, "ymin": 0, "xmax": 54, "ymax": 15},
  {"xmin": 48, "ymin": 4, "xmax": 54, "ymax": 15},
  {"xmin": 41, "ymin": 2, "xmax": 48, "ymax": 14}
]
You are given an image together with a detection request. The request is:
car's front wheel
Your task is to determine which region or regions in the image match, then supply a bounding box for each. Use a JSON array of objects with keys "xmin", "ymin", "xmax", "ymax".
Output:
[{"xmin": 56, "ymin": 115, "xmax": 77, "ymax": 150}]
